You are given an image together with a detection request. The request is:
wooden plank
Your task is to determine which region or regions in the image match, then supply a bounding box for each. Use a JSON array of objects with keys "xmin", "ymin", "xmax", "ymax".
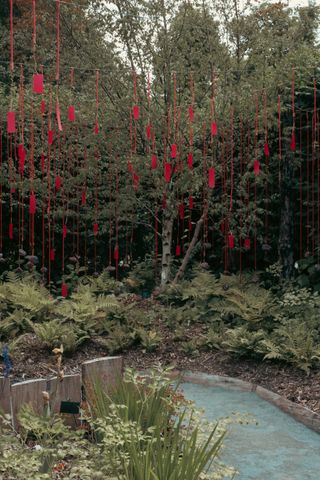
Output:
[
  {"xmin": 0, "ymin": 377, "xmax": 11, "ymax": 416},
  {"xmin": 82, "ymin": 356, "xmax": 123, "ymax": 400},
  {"xmin": 11, "ymin": 378, "xmax": 47, "ymax": 428},
  {"xmin": 48, "ymin": 374, "xmax": 81, "ymax": 413}
]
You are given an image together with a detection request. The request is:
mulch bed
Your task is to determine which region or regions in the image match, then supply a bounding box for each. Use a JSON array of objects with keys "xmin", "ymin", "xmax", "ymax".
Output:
[{"xmin": 2, "ymin": 331, "xmax": 320, "ymax": 415}]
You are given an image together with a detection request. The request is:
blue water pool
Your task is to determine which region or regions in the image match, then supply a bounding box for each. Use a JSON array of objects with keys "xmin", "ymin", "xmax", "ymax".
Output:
[{"xmin": 182, "ymin": 381, "xmax": 320, "ymax": 480}]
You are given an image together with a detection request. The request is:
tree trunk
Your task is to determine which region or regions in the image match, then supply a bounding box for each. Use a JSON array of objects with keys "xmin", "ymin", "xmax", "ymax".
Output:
[
  {"xmin": 278, "ymin": 151, "xmax": 294, "ymax": 279},
  {"xmin": 173, "ymin": 215, "xmax": 204, "ymax": 285},
  {"xmin": 161, "ymin": 213, "xmax": 174, "ymax": 286}
]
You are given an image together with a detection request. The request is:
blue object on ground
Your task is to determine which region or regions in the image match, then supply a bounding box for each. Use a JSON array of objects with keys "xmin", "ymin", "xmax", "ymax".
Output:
[{"xmin": 182, "ymin": 381, "xmax": 320, "ymax": 480}]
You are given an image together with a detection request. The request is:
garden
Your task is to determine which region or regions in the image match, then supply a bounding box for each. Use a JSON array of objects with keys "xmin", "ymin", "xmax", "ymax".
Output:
[{"xmin": 0, "ymin": 0, "xmax": 320, "ymax": 478}]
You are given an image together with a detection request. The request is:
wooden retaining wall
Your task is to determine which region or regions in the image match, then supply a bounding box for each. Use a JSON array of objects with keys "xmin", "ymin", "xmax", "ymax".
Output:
[{"xmin": 0, "ymin": 356, "xmax": 123, "ymax": 429}]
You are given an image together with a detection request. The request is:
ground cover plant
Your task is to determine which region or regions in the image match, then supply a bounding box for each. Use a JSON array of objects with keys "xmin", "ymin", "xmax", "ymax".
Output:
[{"xmin": 0, "ymin": 367, "xmax": 236, "ymax": 480}]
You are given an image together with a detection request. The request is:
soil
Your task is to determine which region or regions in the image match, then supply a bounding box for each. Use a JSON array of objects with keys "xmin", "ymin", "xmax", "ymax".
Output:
[{"xmin": 2, "ymin": 330, "xmax": 320, "ymax": 415}]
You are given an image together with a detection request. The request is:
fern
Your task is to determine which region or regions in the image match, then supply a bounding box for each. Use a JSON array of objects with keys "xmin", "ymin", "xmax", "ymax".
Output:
[{"xmin": 32, "ymin": 320, "xmax": 89, "ymax": 353}]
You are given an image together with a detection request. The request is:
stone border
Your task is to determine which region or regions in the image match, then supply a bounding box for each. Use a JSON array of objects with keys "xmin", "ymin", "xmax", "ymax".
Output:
[{"xmin": 171, "ymin": 370, "xmax": 320, "ymax": 434}]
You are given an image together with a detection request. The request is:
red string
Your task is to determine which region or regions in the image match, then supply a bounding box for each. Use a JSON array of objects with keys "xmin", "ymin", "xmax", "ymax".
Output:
[
  {"xmin": 254, "ymin": 95, "xmax": 259, "ymax": 270},
  {"xmin": 278, "ymin": 95, "xmax": 282, "ymax": 186},
  {"xmin": 312, "ymin": 79, "xmax": 316, "ymax": 256},
  {"xmin": 306, "ymin": 112, "xmax": 310, "ymax": 254},
  {"xmin": 299, "ymin": 114, "xmax": 303, "ymax": 260},
  {"xmin": 56, "ymin": 0, "xmax": 60, "ymax": 82},
  {"xmin": 32, "ymin": 0, "xmax": 36, "ymax": 56},
  {"xmin": 9, "ymin": 0, "xmax": 14, "ymax": 72}
]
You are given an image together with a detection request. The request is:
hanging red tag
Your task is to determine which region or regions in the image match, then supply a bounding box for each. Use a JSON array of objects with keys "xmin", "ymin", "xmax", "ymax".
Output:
[
  {"xmin": 187, "ymin": 152, "xmax": 193, "ymax": 170},
  {"xmin": 48, "ymin": 130, "xmax": 54, "ymax": 145},
  {"xmin": 63, "ymin": 224, "xmax": 67, "ymax": 239},
  {"xmin": 50, "ymin": 248, "xmax": 55, "ymax": 261},
  {"xmin": 188, "ymin": 106, "xmax": 194, "ymax": 122},
  {"xmin": 211, "ymin": 121, "xmax": 218, "ymax": 136},
  {"xmin": 68, "ymin": 105, "xmax": 75, "ymax": 122},
  {"xmin": 162, "ymin": 193, "xmax": 166, "ymax": 210},
  {"xmin": 228, "ymin": 233, "xmax": 235, "ymax": 249},
  {"xmin": 41, "ymin": 100, "xmax": 46, "ymax": 114},
  {"xmin": 133, "ymin": 172, "xmax": 140, "ymax": 190},
  {"xmin": 146, "ymin": 124, "xmax": 151, "ymax": 139},
  {"xmin": 151, "ymin": 154, "xmax": 157, "ymax": 170},
  {"xmin": 81, "ymin": 190, "xmax": 86, "ymax": 205},
  {"xmin": 254, "ymin": 159, "xmax": 260, "ymax": 176},
  {"xmin": 29, "ymin": 192, "xmax": 36, "ymax": 214},
  {"xmin": 61, "ymin": 283, "xmax": 68, "ymax": 298},
  {"xmin": 175, "ymin": 245, "xmax": 181, "ymax": 256},
  {"xmin": 114, "ymin": 244, "xmax": 119, "ymax": 260},
  {"xmin": 127, "ymin": 160, "xmax": 133, "ymax": 173},
  {"xmin": 7, "ymin": 112, "xmax": 16, "ymax": 133},
  {"xmin": 93, "ymin": 223, "xmax": 99, "ymax": 236},
  {"xmin": 264, "ymin": 142, "xmax": 270, "ymax": 157},
  {"xmin": 18, "ymin": 144, "xmax": 26, "ymax": 175},
  {"xmin": 41, "ymin": 153, "xmax": 45, "ymax": 174},
  {"xmin": 33, "ymin": 73, "xmax": 44, "ymax": 94},
  {"xmin": 179, "ymin": 203, "xmax": 185, "ymax": 220},
  {"xmin": 56, "ymin": 99, "xmax": 63, "ymax": 132},
  {"xmin": 9, "ymin": 223, "xmax": 13, "ymax": 240},
  {"xmin": 55, "ymin": 175, "xmax": 61, "ymax": 191},
  {"xmin": 171, "ymin": 144, "xmax": 177, "ymax": 159},
  {"xmin": 244, "ymin": 238, "xmax": 251, "ymax": 250},
  {"xmin": 220, "ymin": 221, "xmax": 225, "ymax": 233},
  {"xmin": 290, "ymin": 129, "xmax": 296, "ymax": 152},
  {"xmin": 164, "ymin": 162, "xmax": 171, "ymax": 183},
  {"xmin": 189, "ymin": 196, "xmax": 193, "ymax": 209},
  {"xmin": 208, "ymin": 167, "xmax": 215, "ymax": 189},
  {"xmin": 133, "ymin": 105, "xmax": 140, "ymax": 120},
  {"xmin": 94, "ymin": 119, "xmax": 99, "ymax": 135}
]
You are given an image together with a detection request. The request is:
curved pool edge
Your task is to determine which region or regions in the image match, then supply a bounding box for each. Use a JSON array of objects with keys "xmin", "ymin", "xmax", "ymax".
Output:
[{"xmin": 170, "ymin": 370, "xmax": 320, "ymax": 434}]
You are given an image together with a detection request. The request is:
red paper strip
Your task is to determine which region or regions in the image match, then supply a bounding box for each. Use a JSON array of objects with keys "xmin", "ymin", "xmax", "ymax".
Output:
[
  {"xmin": 211, "ymin": 121, "xmax": 218, "ymax": 136},
  {"xmin": 7, "ymin": 112, "xmax": 16, "ymax": 134},
  {"xmin": 228, "ymin": 233, "xmax": 235, "ymax": 249},
  {"xmin": 55, "ymin": 175, "xmax": 61, "ymax": 191},
  {"xmin": 68, "ymin": 105, "xmax": 75, "ymax": 122},
  {"xmin": 151, "ymin": 154, "xmax": 157, "ymax": 170},
  {"xmin": 29, "ymin": 192, "xmax": 36, "ymax": 214},
  {"xmin": 114, "ymin": 244, "xmax": 119, "ymax": 260},
  {"xmin": 179, "ymin": 203, "xmax": 185, "ymax": 220},
  {"xmin": 48, "ymin": 130, "xmax": 54, "ymax": 145},
  {"xmin": 254, "ymin": 159, "xmax": 260, "ymax": 176},
  {"xmin": 171, "ymin": 144, "xmax": 177, "ymax": 159},
  {"xmin": 146, "ymin": 124, "xmax": 151, "ymax": 140},
  {"xmin": 33, "ymin": 73, "xmax": 44, "ymax": 94},
  {"xmin": 133, "ymin": 172, "xmax": 140, "ymax": 190},
  {"xmin": 290, "ymin": 129, "xmax": 296, "ymax": 152},
  {"xmin": 56, "ymin": 99, "xmax": 63, "ymax": 131},
  {"xmin": 41, "ymin": 100, "xmax": 46, "ymax": 114},
  {"xmin": 244, "ymin": 238, "xmax": 251, "ymax": 250},
  {"xmin": 61, "ymin": 283, "xmax": 68, "ymax": 298},
  {"xmin": 220, "ymin": 222, "xmax": 225, "ymax": 233},
  {"xmin": 164, "ymin": 162, "xmax": 171, "ymax": 183},
  {"xmin": 264, "ymin": 142, "xmax": 270, "ymax": 157},
  {"xmin": 189, "ymin": 196, "xmax": 193, "ymax": 210},
  {"xmin": 208, "ymin": 167, "xmax": 215, "ymax": 189},
  {"xmin": 81, "ymin": 191, "xmax": 86, "ymax": 205},
  {"xmin": 94, "ymin": 119, "xmax": 99, "ymax": 135},
  {"xmin": 50, "ymin": 248, "xmax": 55, "ymax": 261},
  {"xmin": 133, "ymin": 105, "xmax": 140, "ymax": 120},
  {"xmin": 188, "ymin": 106, "xmax": 194, "ymax": 122},
  {"xmin": 187, "ymin": 152, "xmax": 193, "ymax": 170},
  {"xmin": 62, "ymin": 224, "xmax": 67, "ymax": 239},
  {"xmin": 175, "ymin": 245, "xmax": 181, "ymax": 256},
  {"xmin": 9, "ymin": 223, "xmax": 13, "ymax": 240},
  {"xmin": 18, "ymin": 144, "xmax": 26, "ymax": 174},
  {"xmin": 93, "ymin": 222, "xmax": 99, "ymax": 236}
]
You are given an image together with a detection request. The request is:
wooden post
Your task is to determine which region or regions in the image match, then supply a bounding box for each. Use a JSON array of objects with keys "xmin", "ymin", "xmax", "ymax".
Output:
[
  {"xmin": 11, "ymin": 379, "xmax": 47, "ymax": 429},
  {"xmin": 82, "ymin": 356, "xmax": 123, "ymax": 401},
  {"xmin": 48, "ymin": 374, "xmax": 81, "ymax": 413},
  {"xmin": 0, "ymin": 377, "xmax": 11, "ymax": 416}
]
